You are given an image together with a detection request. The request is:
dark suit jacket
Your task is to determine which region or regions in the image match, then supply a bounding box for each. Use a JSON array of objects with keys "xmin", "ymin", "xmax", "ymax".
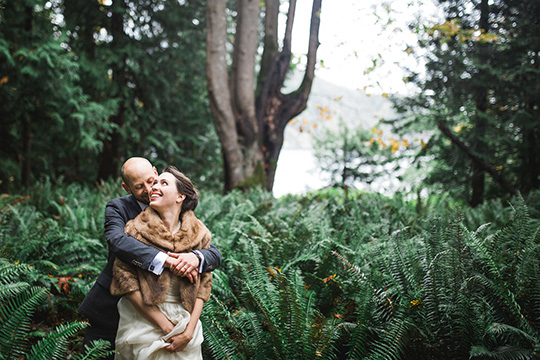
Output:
[{"xmin": 78, "ymin": 194, "xmax": 221, "ymax": 333}]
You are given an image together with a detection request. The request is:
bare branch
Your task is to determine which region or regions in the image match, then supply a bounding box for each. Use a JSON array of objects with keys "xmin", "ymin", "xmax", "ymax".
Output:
[
  {"xmin": 437, "ymin": 122, "xmax": 518, "ymax": 195},
  {"xmin": 280, "ymin": 0, "xmax": 321, "ymax": 127},
  {"xmin": 259, "ymin": 0, "xmax": 280, "ymax": 84}
]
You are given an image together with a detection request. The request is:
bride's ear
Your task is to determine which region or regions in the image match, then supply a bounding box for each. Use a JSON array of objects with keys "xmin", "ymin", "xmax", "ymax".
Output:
[{"xmin": 176, "ymin": 194, "xmax": 186, "ymax": 203}]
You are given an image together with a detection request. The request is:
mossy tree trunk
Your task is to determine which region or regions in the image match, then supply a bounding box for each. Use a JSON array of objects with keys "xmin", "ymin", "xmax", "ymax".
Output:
[{"xmin": 206, "ymin": 0, "xmax": 322, "ymax": 192}]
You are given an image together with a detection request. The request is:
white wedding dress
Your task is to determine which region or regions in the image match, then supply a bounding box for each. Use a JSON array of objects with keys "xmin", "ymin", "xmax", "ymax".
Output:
[{"xmin": 114, "ymin": 276, "xmax": 204, "ymax": 360}]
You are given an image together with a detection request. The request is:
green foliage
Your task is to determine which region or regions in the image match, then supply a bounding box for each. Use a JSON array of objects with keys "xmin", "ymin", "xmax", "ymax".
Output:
[
  {"xmin": 2, "ymin": 180, "xmax": 540, "ymax": 358},
  {"xmin": 0, "ymin": 257, "xmax": 113, "ymax": 360},
  {"xmin": 313, "ymin": 119, "xmax": 394, "ymax": 189},
  {"xmin": 0, "ymin": 0, "xmax": 222, "ymax": 192},
  {"xmin": 391, "ymin": 0, "xmax": 540, "ymax": 205},
  {"xmin": 0, "ymin": 179, "xmax": 122, "ymax": 319}
]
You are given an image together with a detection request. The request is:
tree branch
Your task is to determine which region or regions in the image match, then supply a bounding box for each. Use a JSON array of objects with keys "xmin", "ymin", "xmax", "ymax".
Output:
[
  {"xmin": 437, "ymin": 122, "xmax": 518, "ymax": 195},
  {"xmin": 231, "ymin": 0, "xmax": 260, "ymax": 143},
  {"xmin": 258, "ymin": 0, "xmax": 280, "ymax": 89},
  {"xmin": 280, "ymin": 0, "xmax": 321, "ymax": 129}
]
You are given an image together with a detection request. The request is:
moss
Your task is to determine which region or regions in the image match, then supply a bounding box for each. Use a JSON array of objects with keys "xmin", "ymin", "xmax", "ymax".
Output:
[{"xmin": 235, "ymin": 161, "xmax": 266, "ymax": 191}]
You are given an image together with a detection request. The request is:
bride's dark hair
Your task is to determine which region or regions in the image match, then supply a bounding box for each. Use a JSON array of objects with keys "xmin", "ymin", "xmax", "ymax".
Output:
[{"xmin": 163, "ymin": 166, "xmax": 199, "ymax": 213}]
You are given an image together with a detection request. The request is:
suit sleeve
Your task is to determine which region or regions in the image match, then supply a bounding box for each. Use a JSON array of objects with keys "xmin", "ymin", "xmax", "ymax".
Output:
[
  {"xmin": 105, "ymin": 199, "xmax": 161, "ymax": 271},
  {"xmin": 196, "ymin": 231, "xmax": 213, "ymax": 302},
  {"xmin": 198, "ymin": 243, "xmax": 222, "ymax": 273}
]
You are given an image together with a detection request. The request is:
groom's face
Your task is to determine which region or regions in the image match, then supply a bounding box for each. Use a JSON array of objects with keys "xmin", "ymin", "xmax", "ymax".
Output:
[{"xmin": 124, "ymin": 166, "xmax": 158, "ymax": 204}]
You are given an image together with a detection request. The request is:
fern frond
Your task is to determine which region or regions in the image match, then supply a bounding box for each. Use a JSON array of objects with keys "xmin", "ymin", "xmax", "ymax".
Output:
[
  {"xmin": 202, "ymin": 297, "xmax": 246, "ymax": 360},
  {"xmin": 27, "ymin": 321, "xmax": 87, "ymax": 360},
  {"xmin": 74, "ymin": 339, "xmax": 115, "ymax": 360},
  {"xmin": 487, "ymin": 323, "xmax": 539, "ymax": 346},
  {"xmin": 366, "ymin": 315, "xmax": 412, "ymax": 360},
  {"xmin": 470, "ymin": 345, "xmax": 536, "ymax": 360},
  {"xmin": 0, "ymin": 286, "xmax": 48, "ymax": 358},
  {"xmin": 275, "ymin": 270, "xmax": 305, "ymax": 358}
]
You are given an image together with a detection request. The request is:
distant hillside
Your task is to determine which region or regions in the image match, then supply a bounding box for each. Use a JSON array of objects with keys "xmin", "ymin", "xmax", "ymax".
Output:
[
  {"xmin": 273, "ymin": 75, "xmax": 398, "ymax": 197},
  {"xmin": 282, "ymin": 75, "xmax": 396, "ymax": 149}
]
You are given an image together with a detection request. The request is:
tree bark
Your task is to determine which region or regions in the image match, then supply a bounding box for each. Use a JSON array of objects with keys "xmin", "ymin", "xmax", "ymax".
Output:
[
  {"xmin": 22, "ymin": 114, "xmax": 32, "ymax": 192},
  {"xmin": 206, "ymin": 0, "xmax": 249, "ymax": 190},
  {"xmin": 207, "ymin": 0, "xmax": 322, "ymax": 192},
  {"xmin": 525, "ymin": 127, "xmax": 540, "ymax": 191},
  {"xmin": 21, "ymin": 5, "xmax": 33, "ymax": 192},
  {"xmin": 97, "ymin": 0, "xmax": 127, "ymax": 180},
  {"xmin": 470, "ymin": 0, "xmax": 490, "ymax": 207}
]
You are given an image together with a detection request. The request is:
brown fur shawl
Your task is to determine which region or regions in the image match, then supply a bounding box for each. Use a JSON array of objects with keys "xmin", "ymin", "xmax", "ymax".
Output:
[{"xmin": 110, "ymin": 207, "xmax": 212, "ymax": 312}]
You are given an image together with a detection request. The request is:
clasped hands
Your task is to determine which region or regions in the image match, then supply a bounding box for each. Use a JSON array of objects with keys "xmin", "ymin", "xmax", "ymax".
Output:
[
  {"xmin": 165, "ymin": 252, "xmax": 199, "ymax": 283},
  {"xmin": 160, "ymin": 320, "xmax": 194, "ymax": 353}
]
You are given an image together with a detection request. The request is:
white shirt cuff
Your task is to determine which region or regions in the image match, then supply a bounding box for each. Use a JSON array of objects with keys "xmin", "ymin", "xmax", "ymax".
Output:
[
  {"xmin": 193, "ymin": 250, "xmax": 205, "ymax": 273},
  {"xmin": 149, "ymin": 251, "xmax": 168, "ymax": 275}
]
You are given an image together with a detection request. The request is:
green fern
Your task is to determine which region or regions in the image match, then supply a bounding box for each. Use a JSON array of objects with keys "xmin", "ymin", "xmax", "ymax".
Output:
[
  {"xmin": 0, "ymin": 258, "xmax": 112, "ymax": 360},
  {"xmin": 27, "ymin": 322, "xmax": 87, "ymax": 360}
]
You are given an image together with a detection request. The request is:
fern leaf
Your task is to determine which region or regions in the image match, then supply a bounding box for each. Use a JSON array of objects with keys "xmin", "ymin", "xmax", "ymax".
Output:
[
  {"xmin": 74, "ymin": 339, "xmax": 115, "ymax": 360},
  {"xmin": 27, "ymin": 321, "xmax": 87, "ymax": 360},
  {"xmin": 0, "ymin": 286, "xmax": 48, "ymax": 359}
]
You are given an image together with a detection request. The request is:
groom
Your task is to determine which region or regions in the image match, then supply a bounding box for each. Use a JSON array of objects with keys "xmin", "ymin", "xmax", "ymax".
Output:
[{"xmin": 78, "ymin": 157, "xmax": 222, "ymax": 358}]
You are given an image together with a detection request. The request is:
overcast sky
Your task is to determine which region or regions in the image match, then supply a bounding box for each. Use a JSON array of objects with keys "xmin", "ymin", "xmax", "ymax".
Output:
[{"xmin": 288, "ymin": 0, "xmax": 441, "ymax": 95}]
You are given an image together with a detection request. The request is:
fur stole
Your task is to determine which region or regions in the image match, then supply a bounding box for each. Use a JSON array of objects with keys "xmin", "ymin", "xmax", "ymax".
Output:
[{"xmin": 110, "ymin": 207, "xmax": 212, "ymax": 312}]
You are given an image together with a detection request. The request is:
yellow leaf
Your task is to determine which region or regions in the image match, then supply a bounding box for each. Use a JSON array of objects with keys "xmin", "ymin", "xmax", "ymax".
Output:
[
  {"xmin": 302, "ymin": 118, "xmax": 308, "ymax": 125},
  {"xmin": 402, "ymin": 139, "xmax": 410, "ymax": 147},
  {"xmin": 382, "ymin": 93, "xmax": 389, "ymax": 98},
  {"xmin": 138, "ymin": 101, "xmax": 144, "ymax": 108},
  {"xmin": 0, "ymin": 76, "xmax": 8, "ymax": 85},
  {"xmin": 453, "ymin": 124, "xmax": 463, "ymax": 133},
  {"xmin": 420, "ymin": 139, "xmax": 427, "ymax": 149},
  {"xmin": 391, "ymin": 140, "xmax": 400, "ymax": 154},
  {"xmin": 333, "ymin": 96, "xmax": 343, "ymax": 101}
]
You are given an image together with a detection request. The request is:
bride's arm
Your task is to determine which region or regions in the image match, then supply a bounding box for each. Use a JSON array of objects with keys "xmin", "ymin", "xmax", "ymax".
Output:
[
  {"xmin": 125, "ymin": 290, "xmax": 174, "ymax": 335},
  {"xmin": 165, "ymin": 298, "xmax": 204, "ymax": 352}
]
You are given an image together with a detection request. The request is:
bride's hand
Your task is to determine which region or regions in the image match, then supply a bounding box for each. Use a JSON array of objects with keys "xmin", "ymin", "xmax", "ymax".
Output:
[{"xmin": 164, "ymin": 330, "xmax": 193, "ymax": 353}]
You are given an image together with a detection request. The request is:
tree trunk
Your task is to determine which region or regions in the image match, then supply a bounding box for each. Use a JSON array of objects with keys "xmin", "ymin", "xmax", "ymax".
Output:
[
  {"xmin": 206, "ymin": 0, "xmax": 322, "ymax": 192},
  {"xmin": 97, "ymin": 0, "xmax": 126, "ymax": 180},
  {"xmin": 470, "ymin": 0, "xmax": 490, "ymax": 207},
  {"xmin": 524, "ymin": 125, "xmax": 540, "ymax": 192},
  {"xmin": 21, "ymin": 114, "xmax": 32, "ymax": 192},
  {"xmin": 21, "ymin": 5, "xmax": 33, "ymax": 192}
]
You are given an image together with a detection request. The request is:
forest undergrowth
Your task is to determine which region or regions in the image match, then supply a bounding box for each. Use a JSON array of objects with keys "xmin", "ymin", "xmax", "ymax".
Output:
[{"xmin": 1, "ymin": 181, "xmax": 539, "ymax": 359}]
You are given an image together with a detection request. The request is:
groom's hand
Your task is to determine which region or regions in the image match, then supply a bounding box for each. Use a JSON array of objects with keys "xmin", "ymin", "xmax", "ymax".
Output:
[{"xmin": 165, "ymin": 252, "xmax": 199, "ymax": 283}]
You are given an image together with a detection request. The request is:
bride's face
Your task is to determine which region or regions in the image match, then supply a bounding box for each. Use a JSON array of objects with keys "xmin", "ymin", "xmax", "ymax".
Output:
[{"xmin": 149, "ymin": 172, "xmax": 185, "ymax": 210}]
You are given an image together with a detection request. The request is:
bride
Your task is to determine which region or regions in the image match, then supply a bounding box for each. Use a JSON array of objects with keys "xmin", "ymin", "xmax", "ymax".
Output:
[{"xmin": 110, "ymin": 166, "xmax": 212, "ymax": 359}]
